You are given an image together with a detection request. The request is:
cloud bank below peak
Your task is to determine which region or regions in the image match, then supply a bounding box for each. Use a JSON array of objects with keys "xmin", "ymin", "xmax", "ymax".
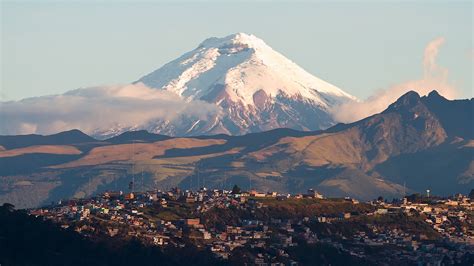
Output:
[
  {"xmin": 0, "ymin": 83, "xmax": 219, "ymax": 136},
  {"xmin": 331, "ymin": 37, "xmax": 460, "ymax": 123}
]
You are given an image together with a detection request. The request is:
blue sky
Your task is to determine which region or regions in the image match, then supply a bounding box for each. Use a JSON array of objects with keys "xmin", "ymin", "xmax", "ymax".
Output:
[{"xmin": 1, "ymin": 0, "xmax": 472, "ymax": 101}]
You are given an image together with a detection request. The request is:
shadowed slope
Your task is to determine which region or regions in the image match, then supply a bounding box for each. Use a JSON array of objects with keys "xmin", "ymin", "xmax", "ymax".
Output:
[{"xmin": 0, "ymin": 90, "xmax": 472, "ymax": 207}]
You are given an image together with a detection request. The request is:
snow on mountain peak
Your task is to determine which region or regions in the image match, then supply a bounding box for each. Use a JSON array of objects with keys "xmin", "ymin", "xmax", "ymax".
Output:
[
  {"xmin": 138, "ymin": 33, "xmax": 356, "ymax": 107},
  {"xmin": 199, "ymin": 32, "xmax": 268, "ymax": 50},
  {"xmin": 132, "ymin": 33, "xmax": 358, "ymax": 136}
]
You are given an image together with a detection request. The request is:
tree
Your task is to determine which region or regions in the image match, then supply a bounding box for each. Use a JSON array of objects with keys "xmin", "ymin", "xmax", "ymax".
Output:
[
  {"xmin": 469, "ymin": 189, "xmax": 474, "ymax": 200},
  {"xmin": 231, "ymin": 184, "xmax": 241, "ymax": 194},
  {"xmin": 1, "ymin": 203, "xmax": 15, "ymax": 212},
  {"xmin": 407, "ymin": 193, "xmax": 422, "ymax": 203}
]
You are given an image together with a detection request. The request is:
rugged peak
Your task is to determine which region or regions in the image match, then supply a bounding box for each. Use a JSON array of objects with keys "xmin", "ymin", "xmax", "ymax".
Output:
[
  {"xmin": 399, "ymin": 90, "xmax": 421, "ymax": 101},
  {"xmin": 422, "ymin": 90, "xmax": 474, "ymax": 139},
  {"xmin": 425, "ymin": 90, "xmax": 448, "ymax": 103},
  {"xmin": 386, "ymin": 91, "xmax": 421, "ymax": 111},
  {"xmin": 428, "ymin": 90, "xmax": 441, "ymax": 98}
]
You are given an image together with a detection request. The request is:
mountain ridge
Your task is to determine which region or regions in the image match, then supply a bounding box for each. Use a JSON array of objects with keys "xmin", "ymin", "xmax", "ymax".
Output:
[
  {"xmin": 0, "ymin": 129, "xmax": 97, "ymax": 150},
  {"xmin": 0, "ymin": 90, "xmax": 472, "ymax": 208}
]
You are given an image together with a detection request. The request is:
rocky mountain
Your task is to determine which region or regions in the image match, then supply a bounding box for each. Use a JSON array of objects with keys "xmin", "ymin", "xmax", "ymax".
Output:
[
  {"xmin": 0, "ymin": 90, "xmax": 472, "ymax": 208},
  {"xmin": 130, "ymin": 33, "xmax": 356, "ymax": 136}
]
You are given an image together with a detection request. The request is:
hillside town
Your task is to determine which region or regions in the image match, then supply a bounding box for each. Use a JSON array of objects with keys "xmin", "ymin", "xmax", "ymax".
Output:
[{"xmin": 29, "ymin": 187, "xmax": 474, "ymax": 265}]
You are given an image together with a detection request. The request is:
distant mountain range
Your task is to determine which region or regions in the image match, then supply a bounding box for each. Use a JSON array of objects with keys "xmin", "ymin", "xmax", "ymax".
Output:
[{"xmin": 0, "ymin": 90, "xmax": 472, "ymax": 208}]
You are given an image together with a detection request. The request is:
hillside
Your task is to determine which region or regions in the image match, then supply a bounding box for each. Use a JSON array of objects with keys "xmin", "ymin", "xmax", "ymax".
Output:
[
  {"xmin": 0, "ymin": 90, "xmax": 472, "ymax": 208},
  {"xmin": 0, "ymin": 204, "xmax": 221, "ymax": 266}
]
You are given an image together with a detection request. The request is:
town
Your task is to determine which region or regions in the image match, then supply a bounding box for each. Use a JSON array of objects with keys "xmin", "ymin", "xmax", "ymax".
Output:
[{"xmin": 29, "ymin": 187, "xmax": 474, "ymax": 265}]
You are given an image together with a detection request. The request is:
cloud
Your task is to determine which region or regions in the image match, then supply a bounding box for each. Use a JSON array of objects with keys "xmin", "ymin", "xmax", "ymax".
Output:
[
  {"xmin": 423, "ymin": 37, "xmax": 446, "ymax": 78},
  {"xmin": 0, "ymin": 83, "xmax": 220, "ymax": 136},
  {"xmin": 331, "ymin": 37, "xmax": 459, "ymax": 123}
]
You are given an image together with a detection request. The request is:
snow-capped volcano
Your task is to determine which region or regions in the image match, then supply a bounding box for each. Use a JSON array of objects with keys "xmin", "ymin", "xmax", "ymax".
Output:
[{"xmin": 135, "ymin": 33, "xmax": 356, "ymax": 136}]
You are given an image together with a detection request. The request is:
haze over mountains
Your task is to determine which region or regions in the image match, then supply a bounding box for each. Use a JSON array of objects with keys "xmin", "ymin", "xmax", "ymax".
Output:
[{"xmin": 0, "ymin": 90, "xmax": 472, "ymax": 208}]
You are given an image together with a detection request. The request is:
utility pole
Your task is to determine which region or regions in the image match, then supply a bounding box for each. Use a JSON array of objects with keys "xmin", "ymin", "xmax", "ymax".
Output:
[
  {"xmin": 222, "ymin": 167, "xmax": 225, "ymax": 190},
  {"xmin": 88, "ymin": 173, "xmax": 92, "ymax": 197},
  {"xmin": 141, "ymin": 167, "xmax": 144, "ymax": 192},
  {"xmin": 131, "ymin": 140, "xmax": 135, "ymax": 193},
  {"xmin": 197, "ymin": 162, "xmax": 200, "ymax": 190},
  {"xmin": 249, "ymin": 176, "xmax": 252, "ymax": 191},
  {"xmin": 202, "ymin": 162, "xmax": 205, "ymax": 189},
  {"xmin": 403, "ymin": 181, "xmax": 406, "ymax": 197}
]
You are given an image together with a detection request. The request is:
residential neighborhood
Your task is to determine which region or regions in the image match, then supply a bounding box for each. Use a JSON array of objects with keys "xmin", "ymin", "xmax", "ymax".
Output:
[{"xmin": 28, "ymin": 187, "xmax": 474, "ymax": 265}]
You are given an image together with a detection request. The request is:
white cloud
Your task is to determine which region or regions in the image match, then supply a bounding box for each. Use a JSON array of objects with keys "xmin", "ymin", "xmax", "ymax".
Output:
[
  {"xmin": 0, "ymin": 83, "xmax": 220, "ymax": 135},
  {"xmin": 423, "ymin": 37, "xmax": 447, "ymax": 78},
  {"xmin": 331, "ymin": 37, "xmax": 459, "ymax": 123}
]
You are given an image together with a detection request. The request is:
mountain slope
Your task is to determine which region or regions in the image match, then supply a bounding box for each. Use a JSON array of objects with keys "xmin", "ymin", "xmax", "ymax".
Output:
[
  {"xmin": 241, "ymin": 90, "xmax": 472, "ymax": 197},
  {"xmin": 421, "ymin": 90, "xmax": 474, "ymax": 139},
  {"xmin": 0, "ymin": 91, "xmax": 472, "ymax": 208},
  {"xmin": 134, "ymin": 33, "xmax": 356, "ymax": 136},
  {"xmin": 0, "ymin": 129, "xmax": 96, "ymax": 150},
  {"xmin": 105, "ymin": 130, "xmax": 171, "ymax": 144}
]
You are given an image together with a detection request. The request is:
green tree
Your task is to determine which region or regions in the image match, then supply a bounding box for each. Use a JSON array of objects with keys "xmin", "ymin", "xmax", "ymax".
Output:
[
  {"xmin": 469, "ymin": 189, "xmax": 474, "ymax": 199},
  {"xmin": 1, "ymin": 203, "xmax": 15, "ymax": 212},
  {"xmin": 231, "ymin": 184, "xmax": 241, "ymax": 194},
  {"xmin": 407, "ymin": 193, "xmax": 422, "ymax": 203}
]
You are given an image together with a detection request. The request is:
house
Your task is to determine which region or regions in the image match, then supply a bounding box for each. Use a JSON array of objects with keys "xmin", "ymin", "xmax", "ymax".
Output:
[
  {"xmin": 160, "ymin": 198, "xmax": 168, "ymax": 207},
  {"xmin": 277, "ymin": 194, "xmax": 290, "ymax": 201},
  {"xmin": 153, "ymin": 235, "xmax": 170, "ymax": 246},
  {"xmin": 226, "ymin": 226, "xmax": 242, "ymax": 234},
  {"xmin": 375, "ymin": 208, "xmax": 388, "ymax": 215},
  {"xmin": 250, "ymin": 190, "xmax": 267, "ymax": 198},
  {"xmin": 185, "ymin": 218, "xmax": 201, "ymax": 226},
  {"xmin": 421, "ymin": 206, "xmax": 432, "ymax": 213},
  {"xmin": 185, "ymin": 197, "xmax": 196, "ymax": 203},
  {"xmin": 444, "ymin": 200, "xmax": 458, "ymax": 206},
  {"xmin": 197, "ymin": 229, "xmax": 212, "ymax": 240},
  {"xmin": 236, "ymin": 196, "xmax": 247, "ymax": 203},
  {"xmin": 103, "ymin": 191, "xmax": 122, "ymax": 199},
  {"xmin": 267, "ymin": 192, "xmax": 277, "ymax": 197},
  {"xmin": 305, "ymin": 189, "xmax": 324, "ymax": 199}
]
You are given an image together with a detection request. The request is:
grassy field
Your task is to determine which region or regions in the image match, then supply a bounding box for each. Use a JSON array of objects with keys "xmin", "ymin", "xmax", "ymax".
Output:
[
  {"xmin": 142, "ymin": 201, "xmax": 198, "ymax": 221},
  {"xmin": 251, "ymin": 197, "xmax": 376, "ymax": 218}
]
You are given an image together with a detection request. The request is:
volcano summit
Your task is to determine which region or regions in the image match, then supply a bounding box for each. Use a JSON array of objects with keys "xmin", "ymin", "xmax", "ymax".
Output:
[{"xmin": 132, "ymin": 33, "xmax": 356, "ymax": 137}]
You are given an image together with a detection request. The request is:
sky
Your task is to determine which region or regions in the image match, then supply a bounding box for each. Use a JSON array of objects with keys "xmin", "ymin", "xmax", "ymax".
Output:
[{"xmin": 1, "ymin": 0, "xmax": 473, "ymax": 101}]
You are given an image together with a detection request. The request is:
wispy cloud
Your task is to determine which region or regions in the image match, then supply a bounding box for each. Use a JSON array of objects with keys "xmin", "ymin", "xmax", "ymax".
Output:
[
  {"xmin": 423, "ymin": 37, "xmax": 447, "ymax": 78},
  {"xmin": 0, "ymin": 83, "xmax": 219, "ymax": 136},
  {"xmin": 331, "ymin": 37, "xmax": 459, "ymax": 123}
]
